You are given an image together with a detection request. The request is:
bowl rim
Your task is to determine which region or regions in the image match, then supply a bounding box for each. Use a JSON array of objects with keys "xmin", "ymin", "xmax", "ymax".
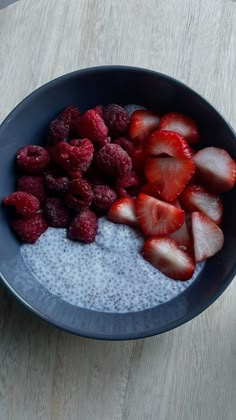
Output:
[{"xmin": 0, "ymin": 65, "xmax": 236, "ymax": 340}]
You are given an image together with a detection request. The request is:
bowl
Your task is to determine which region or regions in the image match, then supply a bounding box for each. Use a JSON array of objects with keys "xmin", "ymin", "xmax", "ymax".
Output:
[{"xmin": 0, "ymin": 66, "xmax": 236, "ymax": 340}]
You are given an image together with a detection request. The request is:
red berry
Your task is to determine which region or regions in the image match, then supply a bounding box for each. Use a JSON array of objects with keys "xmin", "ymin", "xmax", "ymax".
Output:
[
  {"xmin": 16, "ymin": 145, "xmax": 50, "ymax": 174},
  {"xmin": 115, "ymin": 171, "xmax": 140, "ymax": 197},
  {"xmin": 93, "ymin": 105, "xmax": 103, "ymax": 116},
  {"xmin": 58, "ymin": 105, "xmax": 80, "ymax": 125},
  {"xmin": 103, "ymin": 104, "xmax": 129, "ymax": 136},
  {"xmin": 44, "ymin": 170, "xmax": 70, "ymax": 195},
  {"xmin": 69, "ymin": 138, "xmax": 94, "ymax": 171},
  {"xmin": 95, "ymin": 144, "xmax": 132, "ymax": 177},
  {"xmin": 113, "ymin": 137, "xmax": 134, "ymax": 156},
  {"xmin": 93, "ymin": 185, "xmax": 117, "ymax": 212},
  {"xmin": 68, "ymin": 209, "xmax": 97, "ymax": 243},
  {"xmin": 11, "ymin": 213, "xmax": 48, "ymax": 243},
  {"xmin": 3, "ymin": 191, "xmax": 40, "ymax": 216},
  {"xmin": 96, "ymin": 136, "xmax": 111, "ymax": 149},
  {"xmin": 44, "ymin": 197, "xmax": 70, "ymax": 228},
  {"xmin": 64, "ymin": 179, "xmax": 93, "ymax": 211},
  {"xmin": 75, "ymin": 109, "xmax": 108, "ymax": 142},
  {"xmin": 67, "ymin": 169, "xmax": 83, "ymax": 180},
  {"xmin": 17, "ymin": 175, "xmax": 46, "ymax": 205},
  {"xmin": 47, "ymin": 119, "xmax": 70, "ymax": 145},
  {"xmin": 52, "ymin": 140, "xmax": 93, "ymax": 172}
]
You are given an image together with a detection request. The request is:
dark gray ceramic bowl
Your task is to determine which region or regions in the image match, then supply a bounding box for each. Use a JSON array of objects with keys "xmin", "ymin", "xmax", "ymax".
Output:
[{"xmin": 0, "ymin": 66, "xmax": 236, "ymax": 340}]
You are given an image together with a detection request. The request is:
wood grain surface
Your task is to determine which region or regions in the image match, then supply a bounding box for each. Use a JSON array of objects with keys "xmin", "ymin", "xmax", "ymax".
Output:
[{"xmin": 0, "ymin": 1, "xmax": 236, "ymax": 419}]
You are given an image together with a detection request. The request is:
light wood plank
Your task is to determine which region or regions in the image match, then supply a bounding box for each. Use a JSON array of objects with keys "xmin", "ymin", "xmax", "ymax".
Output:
[{"xmin": 0, "ymin": 1, "xmax": 236, "ymax": 419}]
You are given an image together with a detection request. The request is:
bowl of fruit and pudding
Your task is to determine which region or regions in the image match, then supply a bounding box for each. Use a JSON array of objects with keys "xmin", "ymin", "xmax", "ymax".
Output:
[{"xmin": 0, "ymin": 66, "xmax": 236, "ymax": 340}]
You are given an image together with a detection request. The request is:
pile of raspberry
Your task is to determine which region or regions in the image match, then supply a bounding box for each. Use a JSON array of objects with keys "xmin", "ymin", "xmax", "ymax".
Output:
[{"xmin": 3, "ymin": 104, "xmax": 139, "ymax": 244}]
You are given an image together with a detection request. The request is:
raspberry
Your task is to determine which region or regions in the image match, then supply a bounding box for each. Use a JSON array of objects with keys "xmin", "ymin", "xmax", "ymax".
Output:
[
  {"xmin": 93, "ymin": 105, "xmax": 103, "ymax": 116},
  {"xmin": 69, "ymin": 138, "xmax": 94, "ymax": 172},
  {"xmin": 67, "ymin": 170, "xmax": 82, "ymax": 180},
  {"xmin": 16, "ymin": 145, "xmax": 50, "ymax": 174},
  {"xmin": 52, "ymin": 140, "xmax": 93, "ymax": 172},
  {"xmin": 113, "ymin": 137, "xmax": 134, "ymax": 156},
  {"xmin": 96, "ymin": 136, "xmax": 111, "ymax": 149},
  {"xmin": 95, "ymin": 144, "xmax": 132, "ymax": 177},
  {"xmin": 11, "ymin": 213, "xmax": 48, "ymax": 243},
  {"xmin": 68, "ymin": 209, "xmax": 97, "ymax": 243},
  {"xmin": 64, "ymin": 179, "xmax": 93, "ymax": 211},
  {"xmin": 47, "ymin": 119, "xmax": 70, "ymax": 145},
  {"xmin": 44, "ymin": 197, "xmax": 70, "ymax": 228},
  {"xmin": 17, "ymin": 176, "xmax": 46, "ymax": 205},
  {"xmin": 103, "ymin": 104, "xmax": 129, "ymax": 136},
  {"xmin": 44, "ymin": 170, "xmax": 69, "ymax": 195},
  {"xmin": 58, "ymin": 105, "xmax": 80, "ymax": 125},
  {"xmin": 93, "ymin": 185, "xmax": 117, "ymax": 212},
  {"xmin": 75, "ymin": 109, "xmax": 108, "ymax": 142},
  {"xmin": 3, "ymin": 191, "xmax": 40, "ymax": 216},
  {"xmin": 115, "ymin": 171, "xmax": 140, "ymax": 197}
]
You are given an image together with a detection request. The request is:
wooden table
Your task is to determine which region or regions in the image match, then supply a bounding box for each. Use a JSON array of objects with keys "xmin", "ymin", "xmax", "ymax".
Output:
[{"xmin": 0, "ymin": 1, "xmax": 236, "ymax": 419}]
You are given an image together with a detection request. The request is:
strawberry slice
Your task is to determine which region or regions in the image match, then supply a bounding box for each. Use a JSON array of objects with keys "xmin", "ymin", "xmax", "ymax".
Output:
[
  {"xmin": 142, "ymin": 237, "xmax": 195, "ymax": 281},
  {"xmin": 158, "ymin": 112, "xmax": 199, "ymax": 145},
  {"xmin": 144, "ymin": 157, "xmax": 195, "ymax": 201},
  {"xmin": 180, "ymin": 184, "xmax": 223, "ymax": 224},
  {"xmin": 145, "ymin": 130, "xmax": 192, "ymax": 158},
  {"xmin": 141, "ymin": 183, "xmax": 161, "ymax": 199},
  {"xmin": 193, "ymin": 147, "xmax": 236, "ymax": 193},
  {"xmin": 191, "ymin": 211, "xmax": 224, "ymax": 262},
  {"xmin": 107, "ymin": 197, "xmax": 138, "ymax": 227},
  {"xmin": 131, "ymin": 146, "xmax": 145, "ymax": 174},
  {"xmin": 168, "ymin": 200, "xmax": 192, "ymax": 250},
  {"xmin": 129, "ymin": 110, "xmax": 160, "ymax": 146},
  {"xmin": 135, "ymin": 193, "xmax": 184, "ymax": 236}
]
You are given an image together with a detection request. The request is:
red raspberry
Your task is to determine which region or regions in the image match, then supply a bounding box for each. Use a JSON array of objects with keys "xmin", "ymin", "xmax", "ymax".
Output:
[
  {"xmin": 93, "ymin": 105, "xmax": 103, "ymax": 116},
  {"xmin": 115, "ymin": 171, "xmax": 140, "ymax": 197},
  {"xmin": 11, "ymin": 213, "xmax": 48, "ymax": 243},
  {"xmin": 44, "ymin": 170, "xmax": 70, "ymax": 195},
  {"xmin": 113, "ymin": 137, "xmax": 134, "ymax": 156},
  {"xmin": 44, "ymin": 198, "xmax": 70, "ymax": 228},
  {"xmin": 75, "ymin": 109, "xmax": 108, "ymax": 142},
  {"xmin": 69, "ymin": 138, "xmax": 94, "ymax": 171},
  {"xmin": 95, "ymin": 144, "xmax": 132, "ymax": 177},
  {"xmin": 47, "ymin": 119, "xmax": 70, "ymax": 145},
  {"xmin": 67, "ymin": 169, "xmax": 82, "ymax": 180},
  {"xmin": 93, "ymin": 185, "xmax": 117, "ymax": 212},
  {"xmin": 52, "ymin": 140, "xmax": 93, "ymax": 172},
  {"xmin": 64, "ymin": 179, "xmax": 93, "ymax": 211},
  {"xmin": 3, "ymin": 191, "xmax": 40, "ymax": 216},
  {"xmin": 16, "ymin": 145, "xmax": 50, "ymax": 174},
  {"xmin": 96, "ymin": 136, "xmax": 111, "ymax": 149},
  {"xmin": 103, "ymin": 104, "xmax": 129, "ymax": 136},
  {"xmin": 58, "ymin": 105, "xmax": 80, "ymax": 125},
  {"xmin": 68, "ymin": 209, "xmax": 97, "ymax": 243},
  {"xmin": 17, "ymin": 176, "xmax": 46, "ymax": 205}
]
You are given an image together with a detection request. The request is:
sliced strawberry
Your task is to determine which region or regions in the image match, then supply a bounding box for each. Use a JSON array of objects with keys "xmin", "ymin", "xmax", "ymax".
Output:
[
  {"xmin": 129, "ymin": 110, "xmax": 160, "ymax": 146},
  {"xmin": 158, "ymin": 112, "xmax": 199, "ymax": 145},
  {"xmin": 193, "ymin": 147, "xmax": 236, "ymax": 193},
  {"xmin": 145, "ymin": 130, "xmax": 192, "ymax": 158},
  {"xmin": 180, "ymin": 184, "xmax": 223, "ymax": 224},
  {"xmin": 141, "ymin": 183, "xmax": 161, "ymax": 199},
  {"xmin": 131, "ymin": 146, "xmax": 145, "ymax": 174},
  {"xmin": 144, "ymin": 157, "xmax": 195, "ymax": 201},
  {"xmin": 135, "ymin": 193, "xmax": 184, "ymax": 236},
  {"xmin": 168, "ymin": 200, "xmax": 192, "ymax": 250},
  {"xmin": 142, "ymin": 237, "xmax": 195, "ymax": 281},
  {"xmin": 107, "ymin": 197, "xmax": 138, "ymax": 227},
  {"xmin": 191, "ymin": 212, "xmax": 224, "ymax": 262}
]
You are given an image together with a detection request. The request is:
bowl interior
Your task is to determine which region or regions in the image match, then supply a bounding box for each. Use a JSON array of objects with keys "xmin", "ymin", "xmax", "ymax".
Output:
[{"xmin": 0, "ymin": 66, "xmax": 236, "ymax": 339}]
